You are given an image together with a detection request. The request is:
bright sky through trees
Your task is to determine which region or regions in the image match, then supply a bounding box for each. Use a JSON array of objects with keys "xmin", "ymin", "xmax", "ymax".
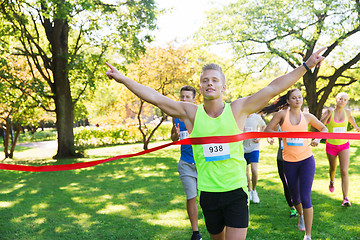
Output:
[
  {"xmin": 153, "ymin": 0, "xmax": 236, "ymax": 58},
  {"xmin": 153, "ymin": 0, "xmax": 217, "ymax": 45}
]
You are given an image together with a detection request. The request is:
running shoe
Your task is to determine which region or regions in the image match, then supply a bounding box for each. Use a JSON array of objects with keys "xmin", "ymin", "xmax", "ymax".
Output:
[
  {"xmin": 329, "ymin": 181, "xmax": 335, "ymax": 193},
  {"xmin": 290, "ymin": 208, "xmax": 298, "ymax": 218},
  {"xmin": 303, "ymin": 235, "xmax": 311, "ymax": 240},
  {"xmin": 191, "ymin": 232, "xmax": 202, "ymax": 240},
  {"xmin": 341, "ymin": 197, "xmax": 351, "ymax": 207},
  {"xmin": 298, "ymin": 215, "xmax": 305, "ymax": 231},
  {"xmin": 248, "ymin": 190, "xmax": 253, "ymax": 201},
  {"xmin": 252, "ymin": 190, "xmax": 260, "ymax": 203}
]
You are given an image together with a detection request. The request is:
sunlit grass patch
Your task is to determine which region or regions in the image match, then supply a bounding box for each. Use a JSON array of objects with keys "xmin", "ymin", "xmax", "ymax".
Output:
[{"xmin": 0, "ymin": 201, "xmax": 18, "ymax": 208}]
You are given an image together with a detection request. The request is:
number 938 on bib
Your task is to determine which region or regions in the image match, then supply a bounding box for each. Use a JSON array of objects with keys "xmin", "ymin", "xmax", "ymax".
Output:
[{"xmin": 202, "ymin": 143, "xmax": 231, "ymax": 162}]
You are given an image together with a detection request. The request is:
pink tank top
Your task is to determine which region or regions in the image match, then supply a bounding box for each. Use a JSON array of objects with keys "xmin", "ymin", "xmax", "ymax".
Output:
[{"xmin": 281, "ymin": 109, "xmax": 313, "ymax": 162}]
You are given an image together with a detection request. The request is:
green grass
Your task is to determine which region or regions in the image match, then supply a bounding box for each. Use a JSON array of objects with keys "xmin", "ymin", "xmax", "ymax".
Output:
[{"xmin": 0, "ymin": 141, "xmax": 359, "ymax": 239}]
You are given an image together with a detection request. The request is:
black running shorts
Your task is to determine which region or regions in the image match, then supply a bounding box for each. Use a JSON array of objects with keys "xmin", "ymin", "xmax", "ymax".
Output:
[{"xmin": 200, "ymin": 187, "xmax": 249, "ymax": 234}]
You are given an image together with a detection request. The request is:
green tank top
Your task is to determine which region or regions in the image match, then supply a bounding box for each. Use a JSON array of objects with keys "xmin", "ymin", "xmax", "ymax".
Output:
[
  {"xmin": 190, "ymin": 103, "xmax": 247, "ymax": 192},
  {"xmin": 326, "ymin": 110, "xmax": 348, "ymax": 145}
]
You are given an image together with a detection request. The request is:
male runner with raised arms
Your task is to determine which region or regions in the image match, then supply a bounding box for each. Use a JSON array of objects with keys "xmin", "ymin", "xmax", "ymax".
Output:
[{"xmin": 105, "ymin": 47, "xmax": 326, "ymax": 240}]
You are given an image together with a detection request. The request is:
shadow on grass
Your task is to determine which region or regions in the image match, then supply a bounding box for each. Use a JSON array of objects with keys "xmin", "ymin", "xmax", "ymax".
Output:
[
  {"xmin": 0, "ymin": 152, "xmax": 207, "ymax": 240},
  {"xmin": 247, "ymin": 179, "xmax": 360, "ymax": 240}
]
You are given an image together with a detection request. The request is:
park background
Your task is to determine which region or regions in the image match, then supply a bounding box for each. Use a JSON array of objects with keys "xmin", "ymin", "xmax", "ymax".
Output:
[{"xmin": 1, "ymin": 0, "xmax": 360, "ymax": 239}]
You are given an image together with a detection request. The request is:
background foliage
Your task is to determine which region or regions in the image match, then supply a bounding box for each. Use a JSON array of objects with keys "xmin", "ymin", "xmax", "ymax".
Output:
[{"xmin": 197, "ymin": 0, "xmax": 360, "ymax": 117}]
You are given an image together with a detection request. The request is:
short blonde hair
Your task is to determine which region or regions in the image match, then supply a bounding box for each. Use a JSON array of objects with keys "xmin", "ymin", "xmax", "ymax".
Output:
[
  {"xmin": 200, "ymin": 63, "xmax": 226, "ymax": 84},
  {"xmin": 336, "ymin": 92, "xmax": 348, "ymax": 100}
]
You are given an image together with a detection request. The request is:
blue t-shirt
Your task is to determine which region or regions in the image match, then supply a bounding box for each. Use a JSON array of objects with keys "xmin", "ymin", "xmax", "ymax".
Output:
[{"xmin": 174, "ymin": 118, "xmax": 195, "ymax": 164}]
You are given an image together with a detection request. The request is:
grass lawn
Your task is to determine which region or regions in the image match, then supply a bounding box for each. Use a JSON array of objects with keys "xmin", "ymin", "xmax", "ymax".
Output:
[{"xmin": 0, "ymin": 140, "xmax": 359, "ymax": 239}]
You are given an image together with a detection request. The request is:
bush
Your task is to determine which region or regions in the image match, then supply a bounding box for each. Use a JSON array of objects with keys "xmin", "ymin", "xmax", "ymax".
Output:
[
  {"xmin": 74, "ymin": 122, "xmax": 172, "ymax": 148},
  {"xmin": 348, "ymin": 111, "xmax": 360, "ymax": 131},
  {"xmin": 18, "ymin": 129, "xmax": 57, "ymax": 143}
]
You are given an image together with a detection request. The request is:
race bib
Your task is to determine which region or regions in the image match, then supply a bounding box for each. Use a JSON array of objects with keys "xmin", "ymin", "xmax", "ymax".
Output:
[
  {"xmin": 332, "ymin": 127, "xmax": 346, "ymax": 133},
  {"xmin": 179, "ymin": 130, "xmax": 189, "ymax": 140},
  {"xmin": 203, "ymin": 143, "xmax": 230, "ymax": 162},
  {"xmin": 286, "ymin": 138, "xmax": 303, "ymax": 146}
]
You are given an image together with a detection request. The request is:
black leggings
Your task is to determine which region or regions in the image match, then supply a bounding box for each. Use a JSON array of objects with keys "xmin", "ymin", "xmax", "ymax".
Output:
[{"xmin": 277, "ymin": 147, "xmax": 293, "ymax": 207}]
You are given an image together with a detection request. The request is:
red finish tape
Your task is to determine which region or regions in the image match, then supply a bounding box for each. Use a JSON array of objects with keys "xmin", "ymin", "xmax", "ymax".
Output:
[{"xmin": 1, "ymin": 132, "xmax": 359, "ymax": 172}]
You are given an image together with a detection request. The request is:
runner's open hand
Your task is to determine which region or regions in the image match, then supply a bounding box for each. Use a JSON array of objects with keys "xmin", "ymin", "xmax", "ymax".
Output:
[
  {"xmin": 305, "ymin": 47, "xmax": 327, "ymax": 69},
  {"xmin": 105, "ymin": 62, "xmax": 127, "ymax": 83}
]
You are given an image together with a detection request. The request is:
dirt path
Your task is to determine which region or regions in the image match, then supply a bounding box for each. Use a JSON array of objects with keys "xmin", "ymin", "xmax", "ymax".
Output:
[{"xmin": 17, "ymin": 141, "xmax": 57, "ymax": 149}]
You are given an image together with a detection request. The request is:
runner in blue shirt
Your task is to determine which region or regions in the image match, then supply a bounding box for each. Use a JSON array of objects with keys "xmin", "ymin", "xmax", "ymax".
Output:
[{"xmin": 171, "ymin": 85, "xmax": 202, "ymax": 240}]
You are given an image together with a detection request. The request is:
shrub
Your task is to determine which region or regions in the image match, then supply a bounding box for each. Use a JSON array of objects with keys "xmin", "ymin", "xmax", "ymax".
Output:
[
  {"xmin": 348, "ymin": 111, "xmax": 360, "ymax": 131},
  {"xmin": 74, "ymin": 122, "xmax": 172, "ymax": 148},
  {"xmin": 18, "ymin": 129, "xmax": 57, "ymax": 143}
]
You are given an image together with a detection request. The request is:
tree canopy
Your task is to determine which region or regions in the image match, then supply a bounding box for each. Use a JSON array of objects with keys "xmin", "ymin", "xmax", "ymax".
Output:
[
  {"xmin": 89, "ymin": 44, "xmax": 210, "ymax": 149},
  {"xmin": 0, "ymin": 0, "xmax": 159, "ymax": 157},
  {"xmin": 198, "ymin": 0, "xmax": 360, "ymax": 117},
  {"xmin": 0, "ymin": 54, "xmax": 49, "ymax": 157}
]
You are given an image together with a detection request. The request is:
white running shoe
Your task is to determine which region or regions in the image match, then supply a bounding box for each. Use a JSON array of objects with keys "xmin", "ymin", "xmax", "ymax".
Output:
[
  {"xmin": 252, "ymin": 190, "xmax": 260, "ymax": 203},
  {"xmin": 248, "ymin": 190, "xmax": 253, "ymax": 201},
  {"xmin": 303, "ymin": 235, "xmax": 311, "ymax": 240},
  {"xmin": 298, "ymin": 215, "xmax": 305, "ymax": 231}
]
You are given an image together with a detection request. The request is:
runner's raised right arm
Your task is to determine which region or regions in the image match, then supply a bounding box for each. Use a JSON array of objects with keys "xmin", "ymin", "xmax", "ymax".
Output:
[{"xmin": 105, "ymin": 62, "xmax": 196, "ymax": 122}]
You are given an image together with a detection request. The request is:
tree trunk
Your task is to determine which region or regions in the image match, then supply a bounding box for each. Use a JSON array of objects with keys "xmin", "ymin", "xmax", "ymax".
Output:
[
  {"xmin": 9, "ymin": 123, "xmax": 21, "ymax": 159},
  {"xmin": 303, "ymin": 64, "xmax": 325, "ymax": 132},
  {"xmin": 136, "ymin": 100, "xmax": 167, "ymax": 150},
  {"xmin": 303, "ymin": 71, "xmax": 321, "ymax": 117},
  {"xmin": 137, "ymin": 100, "xmax": 148, "ymax": 149},
  {"xmin": 51, "ymin": 18, "xmax": 75, "ymax": 158},
  {"xmin": 143, "ymin": 110, "xmax": 166, "ymax": 150},
  {"xmin": 3, "ymin": 119, "xmax": 10, "ymax": 159}
]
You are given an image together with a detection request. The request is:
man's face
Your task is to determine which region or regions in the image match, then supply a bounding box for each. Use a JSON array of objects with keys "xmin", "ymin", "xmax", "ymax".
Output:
[
  {"xmin": 199, "ymin": 69, "xmax": 226, "ymax": 100},
  {"xmin": 180, "ymin": 90, "xmax": 195, "ymax": 103}
]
